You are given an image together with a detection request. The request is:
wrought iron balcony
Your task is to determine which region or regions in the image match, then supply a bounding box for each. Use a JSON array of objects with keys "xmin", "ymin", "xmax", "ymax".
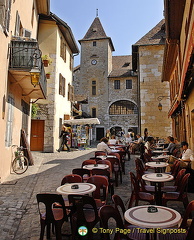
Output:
[{"xmin": 9, "ymin": 38, "xmax": 47, "ymax": 99}]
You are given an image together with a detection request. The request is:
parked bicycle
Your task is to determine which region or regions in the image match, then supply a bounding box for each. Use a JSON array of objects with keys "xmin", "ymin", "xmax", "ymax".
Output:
[{"xmin": 12, "ymin": 145, "xmax": 29, "ymax": 174}]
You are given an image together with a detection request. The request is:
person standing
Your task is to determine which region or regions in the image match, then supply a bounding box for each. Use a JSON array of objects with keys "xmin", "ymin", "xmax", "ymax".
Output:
[
  {"xmin": 57, "ymin": 126, "xmax": 70, "ymax": 152},
  {"xmin": 143, "ymin": 128, "xmax": 148, "ymax": 141}
]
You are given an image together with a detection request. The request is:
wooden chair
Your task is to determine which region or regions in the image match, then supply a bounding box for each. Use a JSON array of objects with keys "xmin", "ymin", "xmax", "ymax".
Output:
[
  {"xmin": 128, "ymin": 172, "xmax": 155, "ymax": 208},
  {"xmin": 87, "ymin": 175, "xmax": 109, "ymax": 208},
  {"xmin": 72, "ymin": 168, "xmax": 91, "ymax": 182},
  {"xmin": 94, "ymin": 151, "xmax": 107, "ymax": 157},
  {"xmin": 162, "ymin": 173, "xmax": 190, "ymax": 209},
  {"xmin": 99, "ymin": 205, "xmax": 132, "ymax": 240},
  {"xmin": 36, "ymin": 193, "xmax": 69, "ymax": 240},
  {"xmin": 68, "ymin": 194, "xmax": 100, "ymax": 240},
  {"xmin": 61, "ymin": 174, "xmax": 82, "ymax": 185}
]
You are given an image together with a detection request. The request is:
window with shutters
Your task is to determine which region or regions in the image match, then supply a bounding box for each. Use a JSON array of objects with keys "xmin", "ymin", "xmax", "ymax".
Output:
[
  {"xmin": 21, "ymin": 100, "xmax": 30, "ymax": 134},
  {"xmin": 5, "ymin": 95, "xmax": 14, "ymax": 147},
  {"xmin": 68, "ymin": 84, "xmax": 74, "ymax": 102},
  {"xmin": 60, "ymin": 37, "xmax": 66, "ymax": 62},
  {"xmin": 4, "ymin": 0, "xmax": 12, "ymax": 35},
  {"xmin": 14, "ymin": 10, "xmax": 22, "ymax": 36},
  {"xmin": 59, "ymin": 73, "xmax": 66, "ymax": 97}
]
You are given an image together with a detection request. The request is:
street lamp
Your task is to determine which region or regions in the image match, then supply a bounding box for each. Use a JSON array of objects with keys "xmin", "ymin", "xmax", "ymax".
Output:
[{"xmin": 30, "ymin": 67, "xmax": 40, "ymax": 87}]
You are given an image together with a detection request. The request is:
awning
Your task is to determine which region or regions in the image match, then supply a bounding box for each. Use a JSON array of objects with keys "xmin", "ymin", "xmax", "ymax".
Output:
[{"xmin": 63, "ymin": 118, "xmax": 100, "ymax": 125}]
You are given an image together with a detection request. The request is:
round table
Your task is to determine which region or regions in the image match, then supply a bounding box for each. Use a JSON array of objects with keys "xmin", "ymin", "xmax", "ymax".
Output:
[
  {"xmin": 152, "ymin": 150, "xmax": 169, "ymax": 154},
  {"xmin": 142, "ymin": 173, "xmax": 174, "ymax": 205},
  {"xmin": 145, "ymin": 162, "xmax": 169, "ymax": 172},
  {"xmin": 151, "ymin": 155, "xmax": 169, "ymax": 161},
  {"xmin": 124, "ymin": 205, "xmax": 181, "ymax": 229},
  {"xmin": 56, "ymin": 183, "xmax": 96, "ymax": 195},
  {"xmin": 83, "ymin": 164, "xmax": 109, "ymax": 170}
]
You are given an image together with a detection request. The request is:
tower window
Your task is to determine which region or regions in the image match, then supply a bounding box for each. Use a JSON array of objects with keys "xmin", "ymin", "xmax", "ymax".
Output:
[
  {"xmin": 92, "ymin": 108, "xmax": 96, "ymax": 117},
  {"xmin": 93, "ymin": 41, "xmax": 96, "ymax": 46},
  {"xmin": 92, "ymin": 81, "xmax": 96, "ymax": 95},
  {"xmin": 114, "ymin": 80, "xmax": 120, "ymax": 89},
  {"xmin": 126, "ymin": 79, "xmax": 132, "ymax": 89}
]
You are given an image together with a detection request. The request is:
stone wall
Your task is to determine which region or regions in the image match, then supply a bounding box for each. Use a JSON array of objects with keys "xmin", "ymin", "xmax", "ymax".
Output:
[{"xmin": 139, "ymin": 45, "xmax": 172, "ymax": 138}]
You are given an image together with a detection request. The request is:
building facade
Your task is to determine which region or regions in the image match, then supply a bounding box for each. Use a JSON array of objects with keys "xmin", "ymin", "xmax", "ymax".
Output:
[
  {"xmin": 31, "ymin": 13, "xmax": 79, "ymax": 152},
  {"xmin": 162, "ymin": 0, "xmax": 194, "ymax": 150},
  {"xmin": 132, "ymin": 20, "xmax": 172, "ymax": 139},
  {"xmin": 73, "ymin": 17, "xmax": 139, "ymax": 140},
  {"xmin": 0, "ymin": 0, "xmax": 49, "ymax": 182}
]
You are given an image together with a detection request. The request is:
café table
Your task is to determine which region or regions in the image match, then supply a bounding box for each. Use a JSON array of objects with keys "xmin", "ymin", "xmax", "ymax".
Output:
[
  {"xmin": 56, "ymin": 182, "xmax": 96, "ymax": 196},
  {"xmin": 152, "ymin": 150, "xmax": 169, "ymax": 154},
  {"xmin": 151, "ymin": 155, "xmax": 169, "ymax": 161},
  {"xmin": 142, "ymin": 173, "xmax": 174, "ymax": 205},
  {"xmin": 145, "ymin": 162, "xmax": 169, "ymax": 173},
  {"xmin": 96, "ymin": 155, "xmax": 107, "ymax": 160},
  {"xmin": 124, "ymin": 205, "xmax": 181, "ymax": 240},
  {"xmin": 83, "ymin": 164, "xmax": 109, "ymax": 170}
]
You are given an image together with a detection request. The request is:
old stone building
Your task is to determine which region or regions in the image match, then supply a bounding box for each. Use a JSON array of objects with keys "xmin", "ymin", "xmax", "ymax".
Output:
[
  {"xmin": 73, "ymin": 17, "xmax": 139, "ymax": 140},
  {"xmin": 132, "ymin": 19, "xmax": 172, "ymax": 139}
]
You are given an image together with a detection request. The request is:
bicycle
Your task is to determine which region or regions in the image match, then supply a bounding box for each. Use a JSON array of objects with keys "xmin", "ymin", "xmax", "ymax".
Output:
[{"xmin": 12, "ymin": 145, "xmax": 29, "ymax": 174}]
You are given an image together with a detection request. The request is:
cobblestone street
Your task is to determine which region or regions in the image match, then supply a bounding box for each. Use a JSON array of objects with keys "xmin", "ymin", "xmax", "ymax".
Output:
[{"xmin": 0, "ymin": 148, "xmax": 193, "ymax": 240}]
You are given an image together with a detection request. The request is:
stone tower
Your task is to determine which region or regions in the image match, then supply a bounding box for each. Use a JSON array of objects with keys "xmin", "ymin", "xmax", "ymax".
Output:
[{"xmin": 78, "ymin": 17, "xmax": 115, "ymax": 139}]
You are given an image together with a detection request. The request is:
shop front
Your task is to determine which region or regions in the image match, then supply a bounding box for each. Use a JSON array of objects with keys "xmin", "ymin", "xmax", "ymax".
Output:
[{"xmin": 63, "ymin": 118, "xmax": 100, "ymax": 149}]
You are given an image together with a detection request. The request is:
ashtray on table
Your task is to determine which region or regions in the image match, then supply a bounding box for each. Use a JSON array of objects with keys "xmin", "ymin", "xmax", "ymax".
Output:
[
  {"xmin": 71, "ymin": 184, "xmax": 79, "ymax": 189},
  {"xmin": 147, "ymin": 206, "xmax": 158, "ymax": 213},
  {"xmin": 156, "ymin": 173, "xmax": 163, "ymax": 177}
]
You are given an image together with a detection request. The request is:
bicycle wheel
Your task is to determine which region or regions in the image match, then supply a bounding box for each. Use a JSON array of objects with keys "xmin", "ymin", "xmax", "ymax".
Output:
[{"xmin": 12, "ymin": 156, "xmax": 29, "ymax": 174}]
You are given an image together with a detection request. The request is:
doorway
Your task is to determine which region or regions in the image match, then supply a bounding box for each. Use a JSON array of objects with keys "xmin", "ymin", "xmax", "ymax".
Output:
[
  {"xmin": 96, "ymin": 127, "xmax": 104, "ymax": 141},
  {"xmin": 30, "ymin": 120, "xmax": 44, "ymax": 151}
]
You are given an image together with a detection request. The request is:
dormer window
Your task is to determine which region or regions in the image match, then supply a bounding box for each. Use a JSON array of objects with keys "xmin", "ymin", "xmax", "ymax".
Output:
[{"xmin": 122, "ymin": 62, "xmax": 130, "ymax": 67}]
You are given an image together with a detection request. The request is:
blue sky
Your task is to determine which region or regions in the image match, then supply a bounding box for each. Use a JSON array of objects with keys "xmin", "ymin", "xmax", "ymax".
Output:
[{"xmin": 50, "ymin": 0, "xmax": 164, "ymax": 66}]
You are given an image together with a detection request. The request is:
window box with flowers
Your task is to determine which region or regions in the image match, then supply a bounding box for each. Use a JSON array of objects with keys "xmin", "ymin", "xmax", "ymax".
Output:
[{"xmin": 41, "ymin": 55, "xmax": 52, "ymax": 67}]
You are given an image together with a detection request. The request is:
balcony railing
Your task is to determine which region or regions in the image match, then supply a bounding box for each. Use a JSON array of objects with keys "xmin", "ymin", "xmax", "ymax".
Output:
[{"xmin": 9, "ymin": 38, "xmax": 47, "ymax": 97}]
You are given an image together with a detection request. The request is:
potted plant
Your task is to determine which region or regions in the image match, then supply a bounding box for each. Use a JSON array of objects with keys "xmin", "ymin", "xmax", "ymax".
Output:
[
  {"xmin": 41, "ymin": 55, "xmax": 52, "ymax": 67},
  {"xmin": 46, "ymin": 72, "xmax": 51, "ymax": 79}
]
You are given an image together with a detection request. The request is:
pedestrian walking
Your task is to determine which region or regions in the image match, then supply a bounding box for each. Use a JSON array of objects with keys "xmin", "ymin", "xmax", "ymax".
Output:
[{"xmin": 57, "ymin": 126, "xmax": 70, "ymax": 152}]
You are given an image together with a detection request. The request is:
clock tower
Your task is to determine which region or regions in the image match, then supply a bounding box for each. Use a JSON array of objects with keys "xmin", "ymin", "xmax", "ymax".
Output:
[{"xmin": 76, "ymin": 17, "xmax": 115, "ymax": 139}]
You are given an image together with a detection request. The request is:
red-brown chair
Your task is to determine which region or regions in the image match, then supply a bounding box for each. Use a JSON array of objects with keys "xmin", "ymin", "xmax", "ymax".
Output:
[
  {"xmin": 99, "ymin": 205, "xmax": 133, "ymax": 240},
  {"xmin": 72, "ymin": 168, "xmax": 91, "ymax": 182},
  {"xmin": 81, "ymin": 159, "xmax": 96, "ymax": 167},
  {"xmin": 87, "ymin": 175, "xmax": 109, "ymax": 208},
  {"xmin": 95, "ymin": 151, "xmax": 107, "ymax": 157},
  {"xmin": 61, "ymin": 174, "xmax": 82, "ymax": 185},
  {"xmin": 106, "ymin": 157, "xmax": 122, "ymax": 186},
  {"xmin": 128, "ymin": 172, "xmax": 155, "ymax": 208},
  {"xmin": 162, "ymin": 173, "xmax": 190, "ymax": 209}
]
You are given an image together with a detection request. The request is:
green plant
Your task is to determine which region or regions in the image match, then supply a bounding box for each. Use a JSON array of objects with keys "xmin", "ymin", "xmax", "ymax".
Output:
[
  {"xmin": 31, "ymin": 103, "xmax": 39, "ymax": 118},
  {"xmin": 41, "ymin": 55, "xmax": 52, "ymax": 64}
]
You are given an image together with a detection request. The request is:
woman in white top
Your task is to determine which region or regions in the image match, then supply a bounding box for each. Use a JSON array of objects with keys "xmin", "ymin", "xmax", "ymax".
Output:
[
  {"xmin": 97, "ymin": 137, "xmax": 112, "ymax": 154},
  {"xmin": 108, "ymin": 135, "xmax": 117, "ymax": 145}
]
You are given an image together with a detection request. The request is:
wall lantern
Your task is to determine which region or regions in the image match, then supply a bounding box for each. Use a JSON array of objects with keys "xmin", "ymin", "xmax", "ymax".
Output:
[
  {"xmin": 157, "ymin": 96, "xmax": 170, "ymax": 111},
  {"xmin": 30, "ymin": 67, "xmax": 40, "ymax": 87},
  {"xmin": 158, "ymin": 102, "xmax": 163, "ymax": 111}
]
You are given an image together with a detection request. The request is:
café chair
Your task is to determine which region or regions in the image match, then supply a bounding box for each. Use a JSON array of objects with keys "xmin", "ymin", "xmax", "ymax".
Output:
[
  {"xmin": 162, "ymin": 173, "xmax": 190, "ymax": 209},
  {"xmin": 81, "ymin": 159, "xmax": 96, "ymax": 167},
  {"xmin": 136, "ymin": 168, "xmax": 155, "ymax": 193},
  {"xmin": 36, "ymin": 193, "xmax": 69, "ymax": 240},
  {"xmin": 61, "ymin": 174, "xmax": 82, "ymax": 185},
  {"xmin": 158, "ymin": 200, "xmax": 194, "ymax": 240},
  {"xmin": 72, "ymin": 168, "xmax": 91, "ymax": 182},
  {"xmin": 114, "ymin": 147, "xmax": 126, "ymax": 174},
  {"xmin": 87, "ymin": 175, "xmax": 109, "ymax": 208},
  {"xmin": 112, "ymin": 195, "xmax": 146, "ymax": 240},
  {"xmin": 99, "ymin": 205, "xmax": 133, "ymax": 240},
  {"xmin": 68, "ymin": 194, "xmax": 100, "ymax": 240},
  {"xmin": 161, "ymin": 168, "xmax": 186, "ymax": 192},
  {"xmin": 91, "ymin": 168, "xmax": 114, "ymax": 197},
  {"xmin": 106, "ymin": 157, "xmax": 122, "ymax": 186},
  {"xmin": 128, "ymin": 172, "xmax": 155, "ymax": 208},
  {"xmin": 94, "ymin": 151, "xmax": 107, "ymax": 157}
]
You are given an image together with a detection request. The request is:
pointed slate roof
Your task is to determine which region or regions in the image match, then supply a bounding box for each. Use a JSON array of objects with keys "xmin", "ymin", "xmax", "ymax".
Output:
[
  {"xmin": 79, "ymin": 17, "xmax": 115, "ymax": 51},
  {"xmin": 134, "ymin": 19, "xmax": 166, "ymax": 46}
]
